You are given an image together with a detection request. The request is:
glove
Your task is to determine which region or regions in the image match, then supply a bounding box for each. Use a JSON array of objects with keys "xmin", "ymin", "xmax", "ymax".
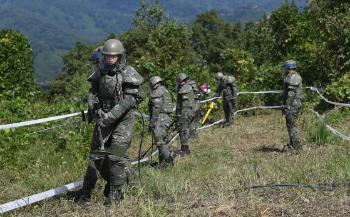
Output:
[{"xmin": 97, "ymin": 110, "xmax": 109, "ymax": 128}]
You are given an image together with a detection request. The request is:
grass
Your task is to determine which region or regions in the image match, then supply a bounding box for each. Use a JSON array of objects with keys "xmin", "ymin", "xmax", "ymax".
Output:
[{"xmin": 1, "ymin": 110, "xmax": 350, "ymax": 216}]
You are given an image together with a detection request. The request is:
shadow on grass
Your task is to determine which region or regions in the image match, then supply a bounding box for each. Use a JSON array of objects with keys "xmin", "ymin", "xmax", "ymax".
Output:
[{"xmin": 253, "ymin": 145, "xmax": 285, "ymax": 153}]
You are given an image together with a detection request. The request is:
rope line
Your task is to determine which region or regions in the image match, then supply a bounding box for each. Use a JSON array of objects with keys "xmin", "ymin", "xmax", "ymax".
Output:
[{"xmin": 309, "ymin": 109, "xmax": 350, "ymax": 142}]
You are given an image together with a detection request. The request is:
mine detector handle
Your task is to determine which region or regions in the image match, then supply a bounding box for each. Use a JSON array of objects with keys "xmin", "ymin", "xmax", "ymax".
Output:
[{"xmin": 201, "ymin": 101, "xmax": 216, "ymax": 125}]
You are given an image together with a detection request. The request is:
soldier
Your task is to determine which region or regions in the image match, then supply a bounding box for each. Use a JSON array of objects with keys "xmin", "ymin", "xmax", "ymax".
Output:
[
  {"xmin": 148, "ymin": 76, "xmax": 174, "ymax": 167},
  {"xmin": 283, "ymin": 60, "xmax": 303, "ymax": 150},
  {"xmin": 188, "ymin": 79, "xmax": 201, "ymax": 138},
  {"xmin": 198, "ymin": 82, "xmax": 211, "ymax": 100},
  {"xmin": 176, "ymin": 73, "xmax": 195, "ymax": 156},
  {"xmin": 67, "ymin": 39, "xmax": 144, "ymax": 206},
  {"xmin": 214, "ymin": 72, "xmax": 237, "ymax": 128}
]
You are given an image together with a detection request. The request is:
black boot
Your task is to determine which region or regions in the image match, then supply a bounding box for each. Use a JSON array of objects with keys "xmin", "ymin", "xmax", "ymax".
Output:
[
  {"xmin": 104, "ymin": 186, "xmax": 124, "ymax": 207},
  {"xmin": 177, "ymin": 145, "xmax": 191, "ymax": 157},
  {"xmin": 66, "ymin": 187, "xmax": 92, "ymax": 203},
  {"xmin": 157, "ymin": 155, "xmax": 174, "ymax": 168}
]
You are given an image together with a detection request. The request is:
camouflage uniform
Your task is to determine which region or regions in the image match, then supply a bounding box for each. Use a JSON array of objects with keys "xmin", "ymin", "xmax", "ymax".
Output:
[
  {"xmin": 149, "ymin": 78, "xmax": 174, "ymax": 167},
  {"xmin": 283, "ymin": 70, "xmax": 303, "ymax": 150},
  {"xmin": 215, "ymin": 75, "xmax": 237, "ymax": 127},
  {"xmin": 68, "ymin": 39, "xmax": 144, "ymax": 205},
  {"xmin": 188, "ymin": 80, "xmax": 201, "ymax": 138},
  {"xmin": 176, "ymin": 73, "xmax": 196, "ymax": 156}
]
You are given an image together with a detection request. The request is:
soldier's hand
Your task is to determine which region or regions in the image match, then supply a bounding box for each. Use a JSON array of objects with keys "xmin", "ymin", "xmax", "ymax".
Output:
[{"xmin": 97, "ymin": 110, "xmax": 109, "ymax": 128}]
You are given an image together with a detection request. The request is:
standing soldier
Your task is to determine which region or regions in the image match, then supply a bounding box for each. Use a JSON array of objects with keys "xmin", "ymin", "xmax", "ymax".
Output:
[
  {"xmin": 148, "ymin": 76, "xmax": 174, "ymax": 167},
  {"xmin": 68, "ymin": 39, "xmax": 144, "ymax": 206},
  {"xmin": 188, "ymin": 79, "xmax": 201, "ymax": 138},
  {"xmin": 214, "ymin": 72, "xmax": 237, "ymax": 128},
  {"xmin": 283, "ymin": 60, "xmax": 303, "ymax": 150},
  {"xmin": 176, "ymin": 73, "xmax": 195, "ymax": 156}
]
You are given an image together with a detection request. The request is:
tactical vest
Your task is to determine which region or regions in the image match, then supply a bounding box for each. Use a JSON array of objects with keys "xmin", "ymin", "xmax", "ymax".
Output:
[
  {"xmin": 150, "ymin": 85, "xmax": 174, "ymax": 118},
  {"xmin": 177, "ymin": 83, "xmax": 195, "ymax": 111},
  {"xmin": 284, "ymin": 72, "xmax": 303, "ymax": 100}
]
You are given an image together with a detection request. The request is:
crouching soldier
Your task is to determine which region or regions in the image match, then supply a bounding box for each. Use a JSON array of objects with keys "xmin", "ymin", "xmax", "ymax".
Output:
[
  {"xmin": 67, "ymin": 39, "xmax": 144, "ymax": 206},
  {"xmin": 148, "ymin": 76, "xmax": 174, "ymax": 167}
]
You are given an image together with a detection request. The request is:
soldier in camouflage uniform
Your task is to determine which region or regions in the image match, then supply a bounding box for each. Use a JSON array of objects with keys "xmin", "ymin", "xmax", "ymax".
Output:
[
  {"xmin": 67, "ymin": 39, "xmax": 144, "ymax": 206},
  {"xmin": 188, "ymin": 79, "xmax": 201, "ymax": 138},
  {"xmin": 176, "ymin": 73, "xmax": 196, "ymax": 156},
  {"xmin": 148, "ymin": 76, "xmax": 174, "ymax": 167},
  {"xmin": 214, "ymin": 72, "xmax": 238, "ymax": 128},
  {"xmin": 283, "ymin": 60, "xmax": 303, "ymax": 150}
]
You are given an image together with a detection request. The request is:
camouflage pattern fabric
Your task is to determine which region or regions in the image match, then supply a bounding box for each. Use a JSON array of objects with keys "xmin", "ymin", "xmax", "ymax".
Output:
[{"xmin": 283, "ymin": 71, "xmax": 303, "ymax": 149}]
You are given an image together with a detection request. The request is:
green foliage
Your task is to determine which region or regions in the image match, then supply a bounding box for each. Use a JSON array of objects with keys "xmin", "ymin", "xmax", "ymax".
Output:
[
  {"xmin": 121, "ymin": 1, "xmax": 211, "ymax": 92},
  {"xmin": 324, "ymin": 72, "xmax": 350, "ymax": 103},
  {"xmin": 0, "ymin": 29, "xmax": 36, "ymax": 100},
  {"xmin": 192, "ymin": 10, "xmax": 241, "ymax": 72},
  {"xmin": 307, "ymin": 122, "xmax": 341, "ymax": 145}
]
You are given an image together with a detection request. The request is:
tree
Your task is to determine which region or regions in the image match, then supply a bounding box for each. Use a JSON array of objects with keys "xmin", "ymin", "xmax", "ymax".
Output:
[
  {"xmin": 192, "ymin": 10, "xmax": 241, "ymax": 72},
  {"xmin": 0, "ymin": 29, "xmax": 36, "ymax": 100}
]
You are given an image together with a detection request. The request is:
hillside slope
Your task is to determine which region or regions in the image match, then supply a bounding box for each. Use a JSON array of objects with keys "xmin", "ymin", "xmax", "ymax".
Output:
[
  {"xmin": 1, "ymin": 110, "xmax": 349, "ymax": 216},
  {"xmin": 0, "ymin": 0, "xmax": 307, "ymax": 83}
]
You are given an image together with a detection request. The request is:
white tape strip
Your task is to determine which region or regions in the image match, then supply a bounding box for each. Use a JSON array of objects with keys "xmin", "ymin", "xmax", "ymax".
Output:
[
  {"xmin": 234, "ymin": 105, "xmax": 284, "ymax": 115},
  {"xmin": 309, "ymin": 109, "xmax": 350, "ymax": 141},
  {"xmin": 0, "ymin": 180, "xmax": 83, "ymax": 213},
  {"xmin": 0, "ymin": 104, "xmax": 284, "ymax": 213},
  {"xmin": 0, "ymin": 112, "xmax": 83, "ymax": 130},
  {"xmin": 200, "ymin": 90, "xmax": 283, "ymax": 104},
  {"xmin": 237, "ymin": 90, "xmax": 283, "ymax": 95},
  {"xmin": 306, "ymin": 87, "xmax": 350, "ymax": 107}
]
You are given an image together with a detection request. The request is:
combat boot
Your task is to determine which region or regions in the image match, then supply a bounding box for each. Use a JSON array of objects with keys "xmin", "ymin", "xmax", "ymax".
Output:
[
  {"xmin": 156, "ymin": 155, "xmax": 174, "ymax": 169},
  {"xmin": 66, "ymin": 187, "xmax": 92, "ymax": 203},
  {"xmin": 104, "ymin": 186, "xmax": 124, "ymax": 207},
  {"xmin": 177, "ymin": 145, "xmax": 191, "ymax": 157}
]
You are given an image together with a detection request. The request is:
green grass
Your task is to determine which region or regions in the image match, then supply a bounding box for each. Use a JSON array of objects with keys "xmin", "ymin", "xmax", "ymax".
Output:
[{"xmin": 1, "ymin": 110, "xmax": 350, "ymax": 216}]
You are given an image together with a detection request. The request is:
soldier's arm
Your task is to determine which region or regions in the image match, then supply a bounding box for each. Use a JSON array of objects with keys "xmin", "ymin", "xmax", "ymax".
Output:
[{"xmin": 101, "ymin": 66, "xmax": 144, "ymax": 126}]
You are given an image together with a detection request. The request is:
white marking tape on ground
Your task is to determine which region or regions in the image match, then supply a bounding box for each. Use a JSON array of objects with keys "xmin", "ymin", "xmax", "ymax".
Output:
[
  {"xmin": 309, "ymin": 109, "xmax": 350, "ymax": 142},
  {"xmin": 0, "ymin": 180, "xmax": 83, "ymax": 213},
  {"xmin": 0, "ymin": 115, "xmax": 227, "ymax": 214},
  {"xmin": 306, "ymin": 87, "xmax": 350, "ymax": 108}
]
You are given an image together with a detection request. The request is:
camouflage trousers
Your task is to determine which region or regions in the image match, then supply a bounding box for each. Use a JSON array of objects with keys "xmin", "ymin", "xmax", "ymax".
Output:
[
  {"xmin": 285, "ymin": 99, "xmax": 302, "ymax": 149},
  {"xmin": 190, "ymin": 108, "xmax": 201, "ymax": 138},
  {"xmin": 82, "ymin": 154, "xmax": 129, "ymax": 196},
  {"xmin": 178, "ymin": 110, "xmax": 194, "ymax": 146},
  {"xmin": 223, "ymin": 98, "xmax": 235, "ymax": 127},
  {"xmin": 83, "ymin": 115, "xmax": 136, "ymax": 194},
  {"xmin": 152, "ymin": 120, "xmax": 171, "ymax": 161}
]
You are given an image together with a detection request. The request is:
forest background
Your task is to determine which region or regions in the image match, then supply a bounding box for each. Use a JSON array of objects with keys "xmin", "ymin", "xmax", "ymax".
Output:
[{"xmin": 1, "ymin": 0, "xmax": 350, "ymax": 215}]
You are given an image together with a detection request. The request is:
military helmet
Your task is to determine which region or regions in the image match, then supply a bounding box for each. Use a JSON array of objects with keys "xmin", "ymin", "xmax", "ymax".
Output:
[
  {"xmin": 284, "ymin": 60, "xmax": 297, "ymax": 69},
  {"xmin": 101, "ymin": 39, "xmax": 125, "ymax": 55},
  {"xmin": 176, "ymin": 73, "xmax": 189, "ymax": 83},
  {"xmin": 149, "ymin": 76, "xmax": 163, "ymax": 86},
  {"xmin": 215, "ymin": 72, "xmax": 224, "ymax": 80}
]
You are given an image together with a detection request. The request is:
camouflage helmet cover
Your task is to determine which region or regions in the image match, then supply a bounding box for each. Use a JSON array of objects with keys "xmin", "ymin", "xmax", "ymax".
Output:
[
  {"xmin": 149, "ymin": 76, "xmax": 163, "ymax": 86},
  {"xmin": 176, "ymin": 73, "xmax": 189, "ymax": 83},
  {"xmin": 215, "ymin": 72, "xmax": 224, "ymax": 80},
  {"xmin": 102, "ymin": 39, "xmax": 125, "ymax": 55}
]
